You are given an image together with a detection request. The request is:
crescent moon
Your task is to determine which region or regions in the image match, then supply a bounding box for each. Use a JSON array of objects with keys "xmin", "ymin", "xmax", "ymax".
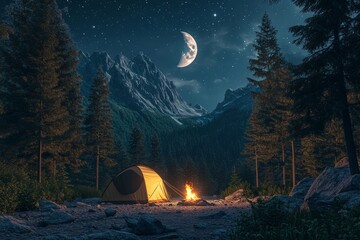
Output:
[{"xmin": 177, "ymin": 31, "xmax": 198, "ymax": 68}]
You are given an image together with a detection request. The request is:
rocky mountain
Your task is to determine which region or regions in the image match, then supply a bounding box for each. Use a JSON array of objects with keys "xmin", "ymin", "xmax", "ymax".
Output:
[
  {"xmin": 79, "ymin": 51, "xmax": 206, "ymax": 117},
  {"xmin": 197, "ymin": 83, "xmax": 257, "ymax": 124}
]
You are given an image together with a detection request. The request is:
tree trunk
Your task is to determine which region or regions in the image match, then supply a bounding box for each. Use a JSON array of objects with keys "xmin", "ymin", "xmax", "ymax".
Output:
[
  {"xmin": 282, "ymin": 143, "xmax": 285, "ymax": 186},
  {"xmin": 291, "ymin": 140, "xmax": 295, "ymax": 187},
  {"xmin": 96, "ymin": 145, "xmax": 100, "ymax": 190},
  {"xmin": 38, "ymin": 99, "xmax": 43, "ymax": 183},
  {"xmin": 341, "ymin": 105, "xmax": 359, "ymax": 174},
  {"xmin": 255, "ymin": 147, "xmax": 259, "ymax": 188},
  {"xmin": 334, "ymin": 28, "xmax": 360, "ymax": 175},
  {"xmin": 52, "ymin": 160, "xmax": 57, "ymax": 177},
  {"xmin": 38, "ymin": 138, "xmax": 42, "ymax": 183}
]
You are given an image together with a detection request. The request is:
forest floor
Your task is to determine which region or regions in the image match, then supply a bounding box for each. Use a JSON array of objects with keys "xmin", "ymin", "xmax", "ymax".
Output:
[{"xmin": 2, "ymin": 197, "xmax": 251, "ymax": 240}]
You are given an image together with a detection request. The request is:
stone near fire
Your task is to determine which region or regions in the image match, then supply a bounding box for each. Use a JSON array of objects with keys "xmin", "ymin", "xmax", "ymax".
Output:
[
  {"xmin": 225, "ymin": 189, "xmax": 244, "ymax": 201},
  {"xmin": 39, "ymin": 200, "xmax": 62, "ymax": 211},
  {"xmin": 105, "ymin": 208, "xmax": 117, "ymax": 217},
  {"xmin": 124, "ymin": 214, "xmax": 170, "ymax": 235}
]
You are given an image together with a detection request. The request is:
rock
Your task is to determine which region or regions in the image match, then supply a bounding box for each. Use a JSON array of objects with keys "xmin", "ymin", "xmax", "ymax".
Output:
[
  {"xmin": 76, "ymin": 230, "xmax": 140, "ymax": 240},
  {"xmin": 193, "ymin": 223, "xmax": 208, "ymax": 229},
  {"xmin": 177, "ymin": 199, "xmax": 213, "ymax": 206},
  {"xmin": 124, "ymin": 215, "xmax": 169, "ymax": 235},
  {"xmin": 39, "ymin": 200, "xmax": 62, "ymax": 211},
  {"xmin": 148, "ymin": 202, "xmax": 157, "ymax": 207},
  {"xmin": 335, "ymin": 157, "xmax": 349, "ymax": 168},
  {"xmin": 225, "ymin": 189, "xmax": 244, "ymax": 201},
  {"xmin": 63, "ymin": 201, "xmax": 77, "ymax": 208},
  {"xmin": 157, "ymin": 233, "xmax": 179, "ymax": 239},
  {"xmin": 337, "ymin": 191, "xmax": 360, "ymax": 209},
  {"xmin": 267, "ymin": 195, "xmax": 303, "ymax": 213},
  {"xmin": 340, "ymin": 174, "xmax": 360, "ymax": 192},
  {"xmin": 110, "ymin": 224, "xmax": 123, "ymax": 231},
  {"xmin": 41, "ymin": 211, "xmax": 75, "ymax": 226},
  {"xmin": 0, "ymin": 215, "xmax": 33, "ymax": 234},
  {"xmin": 302, "ymin": 166, "xmax": 360, "ymax": 212},
  {"xmin": 88, "ymin": 209, "xmax": 96, "ymax": 213},
  {"xmin": 198, "ymin": 210, "xmax": 226, "ymax": 220},
  {"xmin": 289, "ymin": 177, "xmax": 315, "ymax": 199},
  {"xmin": 77, "ymin": 198, "xmax": 101, "ymax": 204},
  {"xmin": 124, "ymin": 216, "xmax": 138, "ymax": 228},
  {"xmin": 105, "ymin": 208, "xmax": 116, "ymax": 217}
]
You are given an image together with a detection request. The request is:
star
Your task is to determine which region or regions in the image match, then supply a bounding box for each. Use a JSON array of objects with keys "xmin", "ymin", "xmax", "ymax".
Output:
[{"xmin": 213, "ymin": 13, "xmax": 217, "ymax": 17}]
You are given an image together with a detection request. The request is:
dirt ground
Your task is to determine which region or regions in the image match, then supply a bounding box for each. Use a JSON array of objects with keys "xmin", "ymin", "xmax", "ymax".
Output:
[{"xmin": 1, "ymin": 198, "xmax": 251, "ymax": 240}]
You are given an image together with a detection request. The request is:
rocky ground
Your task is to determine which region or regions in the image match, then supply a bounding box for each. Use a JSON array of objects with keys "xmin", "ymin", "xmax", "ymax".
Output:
[{"xmin": 0, "ymin": 198, "xmax": 251, "ymax": 240}]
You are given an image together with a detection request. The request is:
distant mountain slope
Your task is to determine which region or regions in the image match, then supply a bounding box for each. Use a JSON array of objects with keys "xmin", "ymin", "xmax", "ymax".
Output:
[
  {"xmin": 195, "ymin": 83, "xmax": 257, "ymax": 124},
  {"xmin": 79, "ymin": 51, "xmax": 206, "ymax": 117},
  {"xmin": 161, "ymin": 84, "xmax": 256, "ymax": 193}
]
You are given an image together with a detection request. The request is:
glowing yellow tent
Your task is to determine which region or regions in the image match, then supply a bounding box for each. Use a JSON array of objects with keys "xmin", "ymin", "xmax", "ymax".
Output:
[{"xmin": 102, "ymin": 165, "xmax": 169, "ymax": 203}]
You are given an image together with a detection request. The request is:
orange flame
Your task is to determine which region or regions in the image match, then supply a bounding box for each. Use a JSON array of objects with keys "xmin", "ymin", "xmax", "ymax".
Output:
[{"xmin": 185, "ymin": 183, "xmax": 199, "ymax": 201}]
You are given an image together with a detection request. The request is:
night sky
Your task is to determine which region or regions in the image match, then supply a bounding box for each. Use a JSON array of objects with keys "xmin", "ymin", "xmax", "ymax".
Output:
[{"xmin": 1, "ymin": 0, "xmax": 307, "ymax": 111}]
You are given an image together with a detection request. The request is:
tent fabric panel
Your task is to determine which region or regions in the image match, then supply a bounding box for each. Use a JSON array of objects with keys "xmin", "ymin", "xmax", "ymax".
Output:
[
  {"xmin": 138, "ymin": 165, "xmax": 169, "ymax": 202},
  {"xmin": 102, "ymin": 181, "xmax": 148, "ymax": 203},
  {"xmin": 112, "ymin": 169, "xmax": 144, "ymax": 195},
  {"xmin": 102, "ymin": 166, "xmax": 148, "ymax": 203}
]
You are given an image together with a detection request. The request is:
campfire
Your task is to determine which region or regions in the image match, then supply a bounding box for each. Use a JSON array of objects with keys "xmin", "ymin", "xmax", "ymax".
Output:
[
  {"xmin": 185, "ymin": 183, "xmax": 200, "ymax": 201},
  {"xmin": 177, "ymin": 183, "xmax": 214, "ymax": 206}
]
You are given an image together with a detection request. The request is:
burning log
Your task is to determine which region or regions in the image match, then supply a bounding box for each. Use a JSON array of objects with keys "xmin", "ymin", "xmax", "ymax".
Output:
[{"xmin": 177, "ymin": 183, "xmax": 214, "ymax": 206}]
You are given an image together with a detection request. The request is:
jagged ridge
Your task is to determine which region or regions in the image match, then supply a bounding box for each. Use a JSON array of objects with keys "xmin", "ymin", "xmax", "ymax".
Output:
[{"xmin": 79, "ymin": 51, "xmax": 206, "ymax": 117}]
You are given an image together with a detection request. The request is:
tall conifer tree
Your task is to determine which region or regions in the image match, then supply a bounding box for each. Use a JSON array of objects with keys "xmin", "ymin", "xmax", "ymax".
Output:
[
  {"xmin": 2, "ymin": 0, "xmax": 72, "ymax": 182},
  {"xmin": 128, "ymin": 127, "xmax": 146, "ymax": 165},
  {"xmin": 85, "ymin": 68, "xmax": 115, "ymax": 190},
  {"xmin": 290, "ymin": 0, "xmax": 359, "ymax": 174},
  {"xmin": 245, "ymin": 13, "xmax": 293, "ymax": 185}
]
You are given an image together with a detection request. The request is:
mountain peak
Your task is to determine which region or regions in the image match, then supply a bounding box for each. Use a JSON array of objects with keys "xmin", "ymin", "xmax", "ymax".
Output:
[{"xmin": 79, "ymin": 51, "xmax": 205, "ymax": 117}]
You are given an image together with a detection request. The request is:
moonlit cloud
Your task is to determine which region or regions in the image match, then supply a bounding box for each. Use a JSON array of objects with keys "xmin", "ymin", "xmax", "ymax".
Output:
[{"xmin": 170, "ymin": 78, "xmax": 201, "ymax": 94}]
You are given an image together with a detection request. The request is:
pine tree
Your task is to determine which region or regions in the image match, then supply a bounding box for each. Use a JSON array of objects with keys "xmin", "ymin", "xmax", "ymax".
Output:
[
  {"xmin": 150, "ymin": 135, "xmax": 163, "ymax": 172},
  {"xmin": 55, "ymin": 15, "xmax": 84, "ymax": 173},
  {"xmin": 128, "ymin": 127, "xmax": 146, "ymax": 165},
  {"xmin": 290, "ymin": 0, "xmax": 360, "ymax": 174},
  {"xmin": 85, "ymin": 68, "xmax": 115, "ymax": 190},
  {"xmin": 245, "ymin": 13, "xmax": 293, "ymax": 186},
  {"xmin": 1, "ymin": 0, "xmax": 84, "ymax": 183},
  {"xmin": 2, "ymin": 0, "xmax": 71, "ymax": 182},
  {"xmin": 229, "ymin": 167, "xmax": 241, "ymax": 187}
]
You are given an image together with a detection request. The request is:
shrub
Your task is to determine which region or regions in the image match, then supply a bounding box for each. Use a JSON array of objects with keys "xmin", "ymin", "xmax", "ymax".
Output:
[
  {"xmin": 221, "ymin": 180, "xmax": 291, "ymax": 199},
  {"xmin": 0, "ymin": 161, "xmax": 75, "ymax": 213},
  {"xmin": 72, "ymin": 185, "xmax": 101, "ymax": 199},
  {"xmin": 230, "ymin": 200, "xmax": 360, "ymax": 240}
]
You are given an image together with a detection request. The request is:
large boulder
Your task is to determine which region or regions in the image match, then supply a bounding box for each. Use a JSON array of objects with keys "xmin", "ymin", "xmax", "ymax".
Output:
[
  {"xmin": 124, "ymin": 215, "xmax": 171, "ymax": 235},
  {"xmin": 41, "ymin": 211, "xmax": 75, "ymax": 226},
  {"xmin": 302, "ymin": 166, "xmax": 360, "ymax": 212},
  {"xmin": 0, "ymin": 215, "xmax": 33, "ymax": 234},
  {"xmin": 267, "ymin": 195, "xmax": 303, "ymax": 213},
  {"xmin": 225, "ymin": 189, "xmax": 244, "ymax": 201},
  {"xmin": 39, "ymin": 200, "xmax": 62, "ymax": 211},
  {"xmin": 289, "ymin": 177, "xmax": 315, "ymax": 199}
]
